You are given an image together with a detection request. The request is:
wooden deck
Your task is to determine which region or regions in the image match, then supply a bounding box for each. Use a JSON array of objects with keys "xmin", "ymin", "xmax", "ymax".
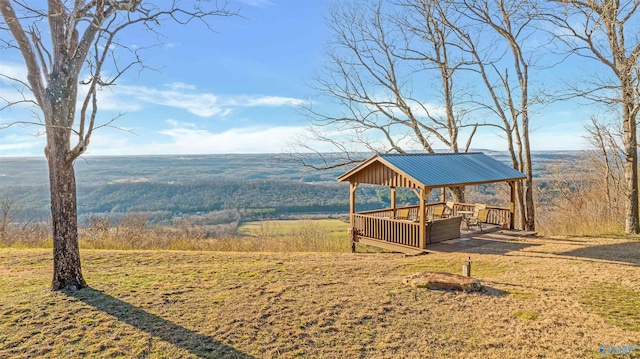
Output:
[{"xmin": 351, "ymin": 203, "xmax": 515, "ymax": 254}]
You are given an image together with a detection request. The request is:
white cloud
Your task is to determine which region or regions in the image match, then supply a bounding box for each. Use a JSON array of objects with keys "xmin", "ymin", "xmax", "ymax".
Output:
[
  {"xmin": 166, "ymin": 82, "xmax": 196, "ymax": 90},
  {"xmin": 104, "ymin": 84, "xmax": 303, "ymax": 118},
  {"xmin": 367, "ymin": 92, "xmax": 448, "ymax": 119},
  {"xmin": 244, "ymin": 96, "xmax": 304, "ymax": 107},
  {"xmin": 0, "ymin": 62, "xmax": 28, "ymax": 84},
  {"xmin": 91, "ymin": 87, "xmax": 143, "ymax": 112},
  {"xmin": 86, "ymin": 124, "xmax": 310, "ymax": 155},
  {"xmin": 0, "ymin": 62, "xmax": 36, "ymax": 108},
  {"xmin": 123, "ymin": 86, "xmax": 226, "ymax": 117},
  {"xmin": 2, "ymin": 61, "xmax": 303, "ymax": 119},
  {"xmin": 165, "ymin": 119, "xmax": 196, "ymax": 128},
  {"xmin": 0, "ymin": 132, "xmax": 45, "ymax": 156},
  {"xmin": 236, "ymin": 0, "xmax": 274, "ymax": 7},
  {"xmin": 408, "ymin": 102, "xmax": 448, "ymax": 118}
]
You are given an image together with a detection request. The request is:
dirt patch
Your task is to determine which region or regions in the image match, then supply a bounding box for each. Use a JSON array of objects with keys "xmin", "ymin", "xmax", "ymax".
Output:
[{"xmin": 403, "ymin": 271, "xmax": 481, "ymax": 292}]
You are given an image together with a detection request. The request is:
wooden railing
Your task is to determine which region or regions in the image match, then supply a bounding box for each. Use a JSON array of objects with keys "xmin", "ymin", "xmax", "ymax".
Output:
[
  {"xmin": 360, "ymin": 204, "xmax": 441, "ymax": 220},
  {"xmin": 450, "ymin": 202, "xmax": 512, "ymax": 227},
  {"xmin": 352, "ymin": 213, "xmax": 420, "ymax": 248},
  {"xmin": 358, "ymin": 208, "xmax": 396, "ymax": 218},
  {"xmin": 353, "ymin": 203, "xmax": 512, "ymax": 248},
  {"xmin": 369, "ymin": 202, "xmax": 511, "ymax": 227}
]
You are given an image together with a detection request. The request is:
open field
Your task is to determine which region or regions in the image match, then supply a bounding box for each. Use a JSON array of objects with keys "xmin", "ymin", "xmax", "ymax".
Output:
[
  {"xmin": 234, "ymin": 219, "xmax": 353, "ymax": 253},
  {"xmin": 238, "ymin": 219, "xmax": 349, "ymax": 236},
  {"xmin": 1, "ymin": 235, "xmax": 639, "ymax": 358}
]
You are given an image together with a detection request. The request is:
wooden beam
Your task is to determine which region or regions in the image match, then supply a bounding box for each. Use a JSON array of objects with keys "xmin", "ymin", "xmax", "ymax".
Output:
[
  {"xmin": 350, "ymin": 183, "xmax": 357, "ymax": 252},
  {"xmin": 411, "ymin": 188, "xmax": 421, "ymax": 198},
  {"xmin": 419, "ymin": 187, "xmax": 430, "ymax": 249},
  {"xmin": 350, "ymin": 183, "xmax": 357, "ymax": 221},
  {"xmin": 390, "ymin": 186, "xmax": 397, "ymax": 212}
]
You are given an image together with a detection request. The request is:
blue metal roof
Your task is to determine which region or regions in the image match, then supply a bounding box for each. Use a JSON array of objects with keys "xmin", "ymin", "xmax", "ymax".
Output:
[
  {"xmin": 339, "ymin": 152, "xmax": 525, "ymax": 187},
  {"xmin": 380, "ymin": 153, "xmax": 525, "ymax": 187}
]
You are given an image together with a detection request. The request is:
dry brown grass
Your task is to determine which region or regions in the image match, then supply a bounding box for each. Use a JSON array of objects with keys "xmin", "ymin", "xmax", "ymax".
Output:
[
  {"xmin": 536, "ymin": 159, "xmax": 627, "ymax": 237},
  {"xmin": 2, "ymin": 219, "xmax": 355, "ymax": 253},
  {"xmin": 1, "ymin": 235, "xmax": 639, "ymax": 358}
]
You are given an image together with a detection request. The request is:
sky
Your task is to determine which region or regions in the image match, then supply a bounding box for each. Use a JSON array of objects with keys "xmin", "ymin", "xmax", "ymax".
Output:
[{"xmin": 0, "ymin": 0, "xmax": 600, "ymax": 157}]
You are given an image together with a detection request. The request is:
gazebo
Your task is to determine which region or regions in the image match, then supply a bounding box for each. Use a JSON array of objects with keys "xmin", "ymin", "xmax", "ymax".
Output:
[{"xmin": 338, "ymin": 153, "xmax": 526, "ymax": 254}]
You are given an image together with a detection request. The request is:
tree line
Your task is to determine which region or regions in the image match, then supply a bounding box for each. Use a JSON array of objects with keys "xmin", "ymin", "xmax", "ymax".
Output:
[{"xmin": 0, "ymin": 180, "xmax": 388, "ymax": 218}]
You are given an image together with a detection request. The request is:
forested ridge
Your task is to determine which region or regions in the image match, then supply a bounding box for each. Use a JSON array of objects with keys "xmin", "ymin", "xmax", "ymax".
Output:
[{"xmin": 0, "ymin": 152, "xmax": 579, "ymax": 220}]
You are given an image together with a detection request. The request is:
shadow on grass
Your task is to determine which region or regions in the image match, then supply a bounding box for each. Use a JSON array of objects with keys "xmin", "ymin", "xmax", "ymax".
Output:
[
  {"xmin": 414, "ymin": 285, "xmax": 508, "ymax": 297},
  {"xmin": 478, "ymin": 285, "xmax": 510, "ymax": 297},
  {"xmin": 560, "ymin": 241, "xmax": 640, "ymax": 265},
  {"xmin": 67, "ymin": 288, "xmax": 254, "ymax": 359},
  {"xmin": 428, "ymin": 239, "xmax": 541, "ymax": 255}
]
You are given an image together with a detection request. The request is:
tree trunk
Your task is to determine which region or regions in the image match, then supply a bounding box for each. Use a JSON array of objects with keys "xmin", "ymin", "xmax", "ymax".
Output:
[
  {"xmin": 48, "ymin": 139, "xmax": 86, "ymax": 290},
  {"xmin": 622, "ymin": 94, "xmax": 639, "ymax": 234},
  {"xmin": 523, "ymin": 131, "xmax": 535, "ymax": 231},
  {"xmin": 46, "ymin": 94, "xmax": 86, "ymax": 290},
  {"xmin": 514, "ymin": 181, "xmax": 526, "ymax": 229},
  {"xmin": 449, "ymin": 187, "xmax": 465, "ymax": 203}
]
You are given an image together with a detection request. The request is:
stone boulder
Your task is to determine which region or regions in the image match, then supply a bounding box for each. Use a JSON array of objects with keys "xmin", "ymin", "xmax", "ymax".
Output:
[{"xmin": 403, "ymin": 271, "xmax": 482, "ymax": 292}]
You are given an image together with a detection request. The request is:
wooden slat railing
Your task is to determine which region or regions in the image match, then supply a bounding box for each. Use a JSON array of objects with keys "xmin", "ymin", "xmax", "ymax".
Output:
[
  {"xmin": 486, "ymin": 206, "xmax": 511, "ymax": 226},
  {"xmin": 358, "ymin": 208, "xmax": 395, "ymax": 218},
  {"xmin": 451, "ymin": 202, "xmax": 511, "ymax": 227},
  {"xmin": 354, "ymin": 202, "xmax": 512, "ymax": 239},
  {"xmin": 353, "ymin": 213, "xmax": 420, "ymax": 248},
  {"xmin": 355, "ymin": 203, "xmax": 509, "ymax": 224}
]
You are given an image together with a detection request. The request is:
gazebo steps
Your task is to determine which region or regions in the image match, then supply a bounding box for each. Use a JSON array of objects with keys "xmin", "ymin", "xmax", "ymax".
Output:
[{"xmin": 357, "ymin": 237, "xmax": 427, "ymax": 255}]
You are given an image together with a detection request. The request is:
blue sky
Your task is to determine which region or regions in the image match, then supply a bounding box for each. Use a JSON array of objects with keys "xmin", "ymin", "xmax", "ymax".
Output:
[{"xmin": 0, "ymin": 1, "xmax": 598, "ymax": 157}]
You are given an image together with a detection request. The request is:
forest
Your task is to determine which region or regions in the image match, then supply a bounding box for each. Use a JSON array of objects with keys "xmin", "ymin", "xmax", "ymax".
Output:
[{"xmin": 1, "ymin": 151, "xmax": 581, "ymax": 227}]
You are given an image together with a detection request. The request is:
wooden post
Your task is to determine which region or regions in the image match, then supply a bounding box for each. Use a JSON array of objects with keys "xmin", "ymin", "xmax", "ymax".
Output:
[
  {"xmin": 462, "ymin": 257, "xmax": 472, "ymax": 277},
  {"xmin": 440, "ymin": 187, "xmax": 446, "ymax": 202},
  {"xmin": 509, "ymin": 181, "xmax": 516, "ymax": 229},
  {"xmin": 419, "ymin": 187, "xmax": 429, "ymax": 249},
  {"xmin": 350, "ymin": 183, "xmax": 357, "ymax": 252},
  {"xmin": 390, "ymin": 186, "xmax": 397, "ymax": 212}
]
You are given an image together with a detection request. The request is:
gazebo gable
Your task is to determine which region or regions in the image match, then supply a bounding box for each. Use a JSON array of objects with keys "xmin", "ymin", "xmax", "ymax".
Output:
[{"xmin": 337, "ymin": 157, "xmax": 423, "ymax": 189}]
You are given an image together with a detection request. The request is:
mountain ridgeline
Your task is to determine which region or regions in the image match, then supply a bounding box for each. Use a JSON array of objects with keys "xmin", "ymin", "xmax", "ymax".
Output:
[{"xmin": 0, "ymin": 151, "xmax": 581, "ymax": 223}]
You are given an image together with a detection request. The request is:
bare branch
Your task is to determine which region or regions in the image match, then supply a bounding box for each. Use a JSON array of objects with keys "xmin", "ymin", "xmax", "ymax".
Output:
[{"xmin": 0, "ymin": 0, "xmax": 46, "ymax": 105}]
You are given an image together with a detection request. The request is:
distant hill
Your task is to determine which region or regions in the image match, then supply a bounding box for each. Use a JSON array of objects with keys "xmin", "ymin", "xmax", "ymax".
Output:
[
  {"xmin": 0, "ymin": 151, "xmax": 582, "ymax": 187},
  {"xmin": 0, "ymin": 153, "xmax": 345, "ymax": 187},
  {"xmin": 0, "ymin": 151, "xmax": 584, "ymax": 219}
]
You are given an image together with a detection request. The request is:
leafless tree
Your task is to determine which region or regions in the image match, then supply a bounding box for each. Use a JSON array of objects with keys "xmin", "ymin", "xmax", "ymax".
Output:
[
  {"xmin": 0, "ymin": 1, "xmax": 237, "ymax": 290},
  {"xmin": 584, "ymin": 116, "xmax": 625, "ymax": 213},
  {"xmin": 292, "ymin": 0, "xmax": 480, "ymax": 202},
  {"xmin": 0, "ymin": 196, "xmax": 16, "ymax": 244},
  {"xmin": 546, "ymin": 0, "xmax": 640, "ymax": 234},
  {"xmin": 447, "ymin": 0, "xmax": 544, "ymax": 230},
  {"xmin": 293, "ymin": 0, "xmax": 543, "ymax": 227}
]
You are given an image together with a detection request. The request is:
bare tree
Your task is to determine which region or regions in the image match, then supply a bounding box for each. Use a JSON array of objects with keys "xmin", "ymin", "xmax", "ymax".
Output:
[
  {"xmin": 0, "ymin": 1, "xmax": 236, "ymax": 290},
  {"xmin": 0, "ymin": 196, "xmax": 16, "ymax": 244},
  {"xmin": 584, "ymin": 116, "xmax": 625, "ymax": 214},
  {"xmin": 292, "ymin": 0, "xmax": 479, "ymax": 202},
  {"xmin": 448, "ymin": 0, "xmax": 544, "ymax": 230},
  {"xmin": 546, "ymin": 0, "xmax": 640, "ymax": 234},
  {"xmin": 293, "ymin": 0, "xmax": 543, "ymax": 226}
]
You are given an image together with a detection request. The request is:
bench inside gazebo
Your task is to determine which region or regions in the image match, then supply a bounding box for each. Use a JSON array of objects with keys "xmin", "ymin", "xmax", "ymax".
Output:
[{"xmin": 338, "ymin": 153, "xmax": 526, "ymax": 254}]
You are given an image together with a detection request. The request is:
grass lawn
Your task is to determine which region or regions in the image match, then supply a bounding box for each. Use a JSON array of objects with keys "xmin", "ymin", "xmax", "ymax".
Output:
[
  {"xmin": 238, "ymin": 219, "xmax": 349, "ymax": 236},
  {"xmin": 1, "ymin": 235, "xmax": 639, "ymax": 358}
]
